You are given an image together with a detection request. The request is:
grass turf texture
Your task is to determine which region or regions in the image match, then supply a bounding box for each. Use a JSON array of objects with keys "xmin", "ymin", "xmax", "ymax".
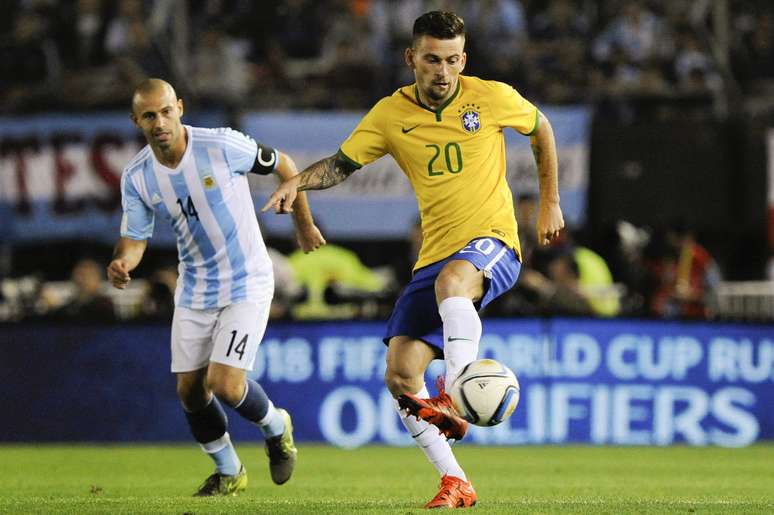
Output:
[{"xmin": 0, "ymin": 444, "xmax": 772, "ymax": 514}]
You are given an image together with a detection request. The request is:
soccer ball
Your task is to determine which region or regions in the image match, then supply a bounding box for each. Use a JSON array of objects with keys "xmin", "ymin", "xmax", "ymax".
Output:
[{"xmin": 448, "ymin": 359, "xmax": 520, "ymax": 427}]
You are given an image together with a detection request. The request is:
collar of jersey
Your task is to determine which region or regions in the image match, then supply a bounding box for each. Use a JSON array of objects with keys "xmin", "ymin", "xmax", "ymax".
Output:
[{"xmin": 413, "ymin": 79, "xmax": 461, "ymax": 122}]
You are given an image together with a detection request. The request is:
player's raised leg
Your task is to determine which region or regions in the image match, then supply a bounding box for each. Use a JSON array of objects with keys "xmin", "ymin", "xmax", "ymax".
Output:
[
  {"xmin": 400, "ymin": 238, "xmax": 521, "ymax": 438},
  {"xmin": 435, "ymin": 259, "xmax": 485, "ymax": 388},
  {"xmin": 209, "ymin": 302, "xmax": 297, "ymax": 485},
  {"xmin": 178, "ymin": 369, "xmax": 247, "ymax": 496},
  {"xmin": 386, "ymin": 337, "xmax": 477, "ymax": 508},
  {"xmin": 399, "ymin": 260, "xmax": 484, "ymax": 439}
]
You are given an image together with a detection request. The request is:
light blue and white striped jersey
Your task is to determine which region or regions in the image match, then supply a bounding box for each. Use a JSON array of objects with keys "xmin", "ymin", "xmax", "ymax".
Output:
[{"xmin": 120, "ymin": 125, "xmax": 278, "ymax": 309}]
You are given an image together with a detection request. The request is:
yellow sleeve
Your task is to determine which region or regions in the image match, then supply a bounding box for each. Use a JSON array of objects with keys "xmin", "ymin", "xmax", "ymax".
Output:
[
  {"xmin": 493, "ymin": 81, "xmax": 540, "ymax": 136},
  {"xmin": 339, "ymin": 100, "xmax": 389, "ymax": 168}
]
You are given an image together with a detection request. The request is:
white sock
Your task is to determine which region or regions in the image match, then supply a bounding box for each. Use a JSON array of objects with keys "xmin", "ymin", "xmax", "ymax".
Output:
[
  {"xmin": 395, "ymin": 385, "xmax": 466, "ymax": 480},
  {"xmin": 439, "ymin": 296, "xmax": 481, "ymax": 388},
  {"xmin": 256, "ymin": 401, "xmax": 286, "ymax": 439}
]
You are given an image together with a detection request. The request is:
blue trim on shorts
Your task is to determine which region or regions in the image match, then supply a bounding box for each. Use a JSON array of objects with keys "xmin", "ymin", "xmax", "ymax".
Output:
[{"xmin": 383, "ymin": 237, "xmax": 521, "ymax": 352}]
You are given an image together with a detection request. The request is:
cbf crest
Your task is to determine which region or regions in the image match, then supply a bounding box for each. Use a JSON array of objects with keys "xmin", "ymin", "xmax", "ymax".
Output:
[{"xmin": 458, "ymin": 103, "xmax": 482, "ymax": 134}]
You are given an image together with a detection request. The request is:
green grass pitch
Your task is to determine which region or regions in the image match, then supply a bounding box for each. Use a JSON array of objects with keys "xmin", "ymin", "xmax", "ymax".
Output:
[{"xmin": 0, "ymin": 444, "xmax": 772, "ymax": 514}]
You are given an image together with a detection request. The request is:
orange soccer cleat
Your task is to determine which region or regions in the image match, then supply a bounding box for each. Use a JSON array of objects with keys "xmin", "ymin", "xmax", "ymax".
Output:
[
  {"xmin": 425, "ymin": 474, "xmax": 477, "ymax": 509},
  {"xmin": 397, "ymin": 378, "xmax": 468, "ymax": 440}
]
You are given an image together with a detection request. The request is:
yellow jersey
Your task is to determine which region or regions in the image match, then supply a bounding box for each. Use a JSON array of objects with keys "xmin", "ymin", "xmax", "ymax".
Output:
[{"xmin": 339, "ymin": 75, "xmax": 539, "ymax": 271}]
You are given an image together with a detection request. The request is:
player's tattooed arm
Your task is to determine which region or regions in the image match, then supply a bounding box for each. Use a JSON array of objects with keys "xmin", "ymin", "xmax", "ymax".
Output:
[
  {"xmin": 297, "ymin": 154, "xmax": 358, "ymax": 191},
  {"xmin": 530, "ymin": 139, "xmax": 541, "ymax": 168},
  {"xmin": 530, "ymin": 113, "xmax": 559, "ymax": 203},
  {"xmin": 262, "ymin": 153, "xmax": 357, "ymax": 215}
]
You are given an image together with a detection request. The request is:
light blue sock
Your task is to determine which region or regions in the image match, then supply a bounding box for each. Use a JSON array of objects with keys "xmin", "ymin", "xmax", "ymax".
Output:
[
  {"xmin": 201, "ymin": 432, "xmax": 241, "ymax": 476},
  {"xmin": 258, "ymin": 404, "xmax": 286, "ymax": 439}
]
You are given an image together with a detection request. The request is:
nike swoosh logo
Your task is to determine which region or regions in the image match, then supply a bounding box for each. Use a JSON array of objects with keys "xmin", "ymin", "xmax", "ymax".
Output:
[
  {"xmin": 447, "ymin": 337, "xmax": 472, "ymax": 342},
  {"xmin": 401, "ymin": 124, "xmax": 420, "ymax": 134}
]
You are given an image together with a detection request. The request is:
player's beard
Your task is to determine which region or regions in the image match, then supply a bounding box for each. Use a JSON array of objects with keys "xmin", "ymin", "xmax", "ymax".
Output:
[
  {"xmin": 426, "ymin": 88, "xmax": 445, "ymax": 102},
  {"xmin": 154, "ymin": 130, "xmax": 173, "ymax": 151},
  {"xmin": 426, "ymin": 79, "xmax": 453, "ymax": 102}
]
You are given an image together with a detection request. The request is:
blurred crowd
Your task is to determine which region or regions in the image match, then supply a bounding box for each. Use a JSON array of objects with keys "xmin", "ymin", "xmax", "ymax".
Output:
[
  {"xmin": 495, "ymin": 195, "xmax": 722, "ymax": 320},
  {"xmin": 0, "ymin": 210, "xmax": 729, "ymax": 324},
  {"xmin": 1, "ymin": 0, "xmax": 773, "ymax": 114}
]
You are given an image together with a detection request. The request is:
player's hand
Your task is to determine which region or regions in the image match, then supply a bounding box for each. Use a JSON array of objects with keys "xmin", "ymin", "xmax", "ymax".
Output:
[
  {"xmin": 296, "ymin": 224, "xmax": 326, "ymax": 253},
  {"xmin": 262, "ymin": 178, "xmax": 299, "ymax": 214},
  {"xmin": 107, "ymin": 259, "xmax": 131, "ymax": 289},
  {"xmin": 536, "ymin": 200, "xmax": 565, "ymax": 245}
]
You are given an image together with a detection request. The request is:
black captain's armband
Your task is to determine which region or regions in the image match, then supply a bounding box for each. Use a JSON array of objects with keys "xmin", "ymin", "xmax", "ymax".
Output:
[{"xmin": 249, "ymin": 143, "xmax": 278, "ymax": 175}]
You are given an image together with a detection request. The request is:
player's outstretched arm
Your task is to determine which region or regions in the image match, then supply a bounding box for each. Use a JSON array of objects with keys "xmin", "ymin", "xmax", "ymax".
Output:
[
  {"xmin": 261, "ymin": 153, "xmax": 357, "ymax": 215},
  {"xmin": 530, "ymin": 112, "xmax": 565, "ymax": 245},
  {"xmin": 107, "ymin": 237, "xmax": 147, "ymax": 289},
  {"xmin": 274, "ymin": 152, "xmax": 326, "ymax": 253}
]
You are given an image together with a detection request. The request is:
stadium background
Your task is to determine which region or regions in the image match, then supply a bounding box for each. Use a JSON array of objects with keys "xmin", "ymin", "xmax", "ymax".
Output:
[{"xmin": 0, "ymin": 0, "xmax": 773, "ymax": 451}]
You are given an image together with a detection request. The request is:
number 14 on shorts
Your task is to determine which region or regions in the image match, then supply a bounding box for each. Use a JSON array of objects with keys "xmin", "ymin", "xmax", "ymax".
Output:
[{"xmin": 226, "ymin": 330, "xmax": 248, "ymax": 360}]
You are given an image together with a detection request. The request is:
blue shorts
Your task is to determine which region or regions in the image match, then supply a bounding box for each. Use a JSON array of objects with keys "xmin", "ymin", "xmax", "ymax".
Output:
[{"xmin": 384, "ymin": 237, "xmax": 521, "ymax": 351}]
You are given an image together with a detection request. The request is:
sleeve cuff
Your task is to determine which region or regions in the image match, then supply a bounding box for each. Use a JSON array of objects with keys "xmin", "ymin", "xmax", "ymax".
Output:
[
  {"xmin": 524, "ymin": 109, "xmax": 541, "ymax": 136},
  {"xmin": 337, "ymin": 149, "xmax": 363, "ymax": 169}
]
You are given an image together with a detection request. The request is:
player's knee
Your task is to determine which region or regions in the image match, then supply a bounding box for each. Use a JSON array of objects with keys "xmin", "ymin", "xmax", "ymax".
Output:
[
  {"xmin": 435, "ymin": 262, "xmax": 483, "ymax": 303},
  {"xmin": 176, "ymin": 376, "xmax": 209, "ymax": 411},
  {"xmin": 206, "ymin": 375, "xmax": 244, "ymax": 406},
  {"xmin": 176, "ymin": 383, "xmax": 196, "ymax": 408},
  {"xmin": 435, "ymin": 267, "xmax": 466, "ymax": 300},
  {"xmin": 384, "ymin": 368, "xmax": 421, "ymax": 398}
]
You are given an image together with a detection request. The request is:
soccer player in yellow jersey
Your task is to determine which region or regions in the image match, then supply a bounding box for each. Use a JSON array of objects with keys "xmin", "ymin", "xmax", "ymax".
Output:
[{"xmin": 264, "ymin": 11, "xmax": 564, "ymax": 508}]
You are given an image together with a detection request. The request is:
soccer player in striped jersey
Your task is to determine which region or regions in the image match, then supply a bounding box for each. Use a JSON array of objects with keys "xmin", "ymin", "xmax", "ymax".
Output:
[
  {"xmin": 107, "ymin": 79, "xmax": 325, "ymax": 496},
  {"xmin": 264, "ymin": 11, "xmax": 564, "ymax": 508}
]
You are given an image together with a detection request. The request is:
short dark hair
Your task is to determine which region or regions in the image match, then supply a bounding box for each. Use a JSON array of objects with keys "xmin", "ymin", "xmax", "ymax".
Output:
[{"xmin": 412, "ymin": 11, "xmax": 465, "ymax": 45}]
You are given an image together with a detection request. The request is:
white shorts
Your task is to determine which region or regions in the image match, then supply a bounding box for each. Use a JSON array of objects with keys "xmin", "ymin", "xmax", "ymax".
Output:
[{"xmin": 170, "ymin": 301, "xmax": 270, "ymax": 373}]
